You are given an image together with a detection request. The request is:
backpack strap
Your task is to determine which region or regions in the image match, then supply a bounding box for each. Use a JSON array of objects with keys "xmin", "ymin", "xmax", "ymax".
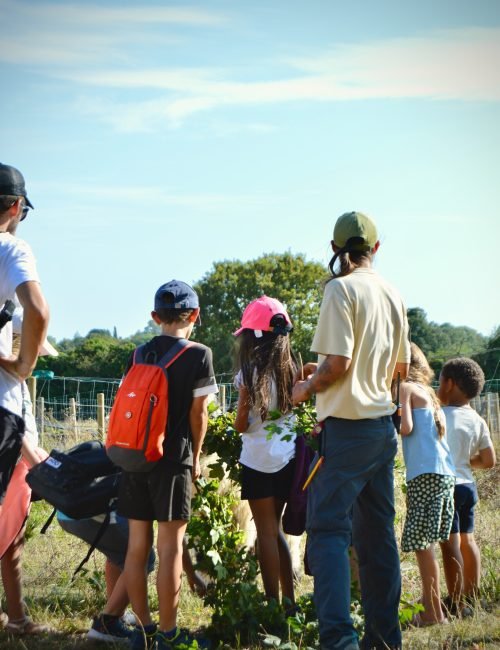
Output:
[
  {"xmin": 133, "ymin": 345, "xmax": 146, "ymax": 365},
  {"xmin": 132, "ymin": 339, "xmax": 197, "ymax": 369},
  {"xmin": 158, "ymin": 339, "xmax": 196, "ymax": 369},
  {"xmin": 40, "ymin": 508, "xmax": 57, "ymax": 535},
  {"xmin": 71, "ymin": 510, "xmax": 112, "ymax": 580}
]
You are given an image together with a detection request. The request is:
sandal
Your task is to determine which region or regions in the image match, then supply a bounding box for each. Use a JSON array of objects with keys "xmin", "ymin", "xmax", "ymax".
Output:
[{"xmin": 5, "ymin": 616, "xmax": 51, "ymax": 635}]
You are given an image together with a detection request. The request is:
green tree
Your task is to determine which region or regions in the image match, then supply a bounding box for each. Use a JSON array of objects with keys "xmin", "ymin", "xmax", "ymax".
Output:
[
  {"xmin": 474, "ymin": 326, "xmax": 500, "ymax": 381},
  {"xmin": 37, "ymin": 335, "xmax": 134, "ymax": 378},
  {"xmin": 130, "ymin": 319, "xmax": 161, "ymax": 346},
  {"xmin": 193, "ymin": 252, "xmax": 327, "ymax": 374},
  {"xmin": 86, "ymin": 328, "xmax": 113, "ymax": 339},
  {"xmin": 407, "ymin": 307, "xmax": 486, "ymax": 376}
]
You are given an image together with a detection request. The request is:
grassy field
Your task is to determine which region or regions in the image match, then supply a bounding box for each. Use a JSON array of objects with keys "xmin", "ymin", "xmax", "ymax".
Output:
[{"xmin": 0, "ymin": 429, "xmax": 498, "ymax": 649}]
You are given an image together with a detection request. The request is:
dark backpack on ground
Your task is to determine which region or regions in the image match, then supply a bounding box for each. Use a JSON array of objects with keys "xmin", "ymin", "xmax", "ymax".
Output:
[
  {"xmin": 26, "ymin": 439, "xmax": 121, "ymax": 519},
  {"xmin": 106, "ymin": 339, "xmax": 194, "ymax": 472},
  {"xmin": 26, "ymin": 439, "xmax": 121, "ymax": 577}
]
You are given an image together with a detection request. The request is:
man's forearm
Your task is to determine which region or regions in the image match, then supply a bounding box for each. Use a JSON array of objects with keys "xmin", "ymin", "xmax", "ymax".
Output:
[
  {"xmin": 293, "ymin": 354, "xmax": 351, "ymax": 405},
  {"xmin": 16, "ymin": 281, "xmax": 49, "ymax": 379},
  {"xmin": 306, "ymin": 355, "xmax": 351, "ymax": 396}
]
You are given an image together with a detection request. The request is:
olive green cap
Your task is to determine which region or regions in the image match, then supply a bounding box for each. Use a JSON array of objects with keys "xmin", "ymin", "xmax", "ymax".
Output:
[{"xmin": 333, "ymin": 211, "xmax": 378, "ymax": 250}]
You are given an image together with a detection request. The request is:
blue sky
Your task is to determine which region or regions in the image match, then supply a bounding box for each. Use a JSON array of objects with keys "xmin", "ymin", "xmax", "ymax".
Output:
[{"xmin": 2, "ymin": 0, "xmax": 499, "ymax": 342}]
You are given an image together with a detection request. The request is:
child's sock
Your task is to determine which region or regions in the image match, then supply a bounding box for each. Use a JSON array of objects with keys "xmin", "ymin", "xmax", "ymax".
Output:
[
  {"xmin": 136, "ymin": 622, "xmax": 157, "ymax": 634},
  {"xmin": 160, "ymin": 626, "xmax": 177, "ymax": 639}
]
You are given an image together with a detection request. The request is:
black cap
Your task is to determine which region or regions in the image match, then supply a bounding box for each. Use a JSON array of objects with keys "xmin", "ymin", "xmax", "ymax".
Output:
[{"xmin": 0, "ymin": 163, "xmax": 34, "ymax": 209}]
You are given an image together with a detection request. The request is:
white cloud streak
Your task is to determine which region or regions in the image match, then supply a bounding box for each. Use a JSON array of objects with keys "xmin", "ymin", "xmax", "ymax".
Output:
[
  {"xmin": 1, "ymin": 0, "xmax": 499, "ymax": 132},
  {"xmin": 0, "ymin": 0, "xmax": 226, "ymax": 26},
  {"xmin": 62, "ymin": 28, "xmax": 500, "ymax": 130},
  {"xmin": 0, "ymin": 0, "xmax": 226, "ymax": 65}
]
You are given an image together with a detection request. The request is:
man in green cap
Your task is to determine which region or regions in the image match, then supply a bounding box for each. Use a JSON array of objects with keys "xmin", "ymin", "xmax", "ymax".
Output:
[{"xmin": 293, "ymin": 211, "xmax": 410, "ymax": 650}]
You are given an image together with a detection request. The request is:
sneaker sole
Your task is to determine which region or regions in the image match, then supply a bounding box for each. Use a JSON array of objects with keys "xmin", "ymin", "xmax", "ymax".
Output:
[{"xmin": 87, "ymin": 628, "xmax": 130, "ymax": 643}]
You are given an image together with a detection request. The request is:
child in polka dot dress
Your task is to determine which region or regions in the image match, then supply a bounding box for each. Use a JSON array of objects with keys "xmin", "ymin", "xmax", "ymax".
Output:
[{"xmin": 399, "ymin": 343, "xmax": 455, "ymax": 625}]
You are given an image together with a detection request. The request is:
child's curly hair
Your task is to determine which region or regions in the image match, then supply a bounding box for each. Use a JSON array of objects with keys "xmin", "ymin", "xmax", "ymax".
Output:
[{"xmin": 441, "ymin": 357, "xmax": 485, "ymax": 399}]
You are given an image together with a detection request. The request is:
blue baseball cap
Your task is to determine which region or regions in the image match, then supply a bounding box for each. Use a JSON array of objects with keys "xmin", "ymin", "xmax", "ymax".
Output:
[{"xmin": 154, "ymin": 280, "xmax": 199, "ymax": 312}]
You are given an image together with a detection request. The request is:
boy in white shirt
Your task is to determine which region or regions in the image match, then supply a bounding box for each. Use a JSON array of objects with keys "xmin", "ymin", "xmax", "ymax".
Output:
[{"xmin": 438, "ymin": 357, "xmax": 496, "ymax": 609}]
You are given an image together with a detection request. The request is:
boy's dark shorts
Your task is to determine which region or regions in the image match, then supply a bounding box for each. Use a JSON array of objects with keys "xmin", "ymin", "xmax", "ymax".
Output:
[
  {"xmin": 117, "ymin": 460, "xmax": 192, "ymax": 522},
  {"xmin": 241, "ymin": 458, "xmax": 295, "ymax": 501},
  {"xmin": 450, "ymin": 482, "xmax": 478, "ymax": 534},
  {"xmin": 58, "ymin": 514, "xmax": 155, "ymax": 572}
]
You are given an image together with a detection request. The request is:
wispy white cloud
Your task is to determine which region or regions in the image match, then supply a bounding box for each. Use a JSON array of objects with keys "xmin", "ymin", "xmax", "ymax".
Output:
[
  {"xmin": 287, "ymin": 28, "xmax": 500, "ymax": 102},
  {"xmin": 2, "ymin": 0, "xmax": 499, "ymax": 132},
  {"xmin": 57, "ymin": 27, "xmax": 500, "ymax": 130},
  {"xmin": 0, "ymin": 0, "xmax": 226, "ymax": 65},
  {"xmin": 0, "ymin": 0, "xmax": 226, "ymax": 26}
]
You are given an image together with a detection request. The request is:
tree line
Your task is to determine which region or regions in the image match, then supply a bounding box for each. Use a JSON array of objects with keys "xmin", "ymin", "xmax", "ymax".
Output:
[{"xmin": 36, "ymin": 253, "xmax": 498, "ymax": 383}]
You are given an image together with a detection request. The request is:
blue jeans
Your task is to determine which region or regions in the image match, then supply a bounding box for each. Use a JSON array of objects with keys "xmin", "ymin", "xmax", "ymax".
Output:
[{"xmin": 306, "ymin": 416, "xmax": 401, "ymax": 650}]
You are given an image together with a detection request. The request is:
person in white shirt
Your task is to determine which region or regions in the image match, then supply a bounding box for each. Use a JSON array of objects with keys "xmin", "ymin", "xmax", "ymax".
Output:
[
  {"xmin": 234, "ymin": 296, "xmax": 297, "ymax": 611},
  {"xmin": 0, "ymin": 163, "xmax": 50, "ymax": 636},
  {"xmin": 438, "ymin": 357, "xmax": 496, "ymax": 610}
]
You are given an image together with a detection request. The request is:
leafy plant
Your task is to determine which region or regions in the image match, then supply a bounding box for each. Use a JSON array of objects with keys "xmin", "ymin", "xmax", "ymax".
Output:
[
  {"xmin": 398, "ymin": 596, "xmax": 424, "ymax": 626},
  {"xmin": 187, "ymin": 478, "xmax": 288, "ymax": 646},
  {"xmin": 203, "ymin": 410, "xmax": 241, "ymax": 484}
]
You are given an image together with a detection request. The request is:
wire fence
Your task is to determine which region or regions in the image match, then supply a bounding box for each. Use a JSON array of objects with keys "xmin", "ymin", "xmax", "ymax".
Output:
[
  {"xmin": 32, "ymin": 375, "xmax": 237, "ymax": 424},
  {"xmin": 29, "ymin": 375, "xmax": 500, "ymax": 450}
]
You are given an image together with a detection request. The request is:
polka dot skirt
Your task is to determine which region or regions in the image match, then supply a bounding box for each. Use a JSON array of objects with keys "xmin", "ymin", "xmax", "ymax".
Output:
[{"xmin": 402, "ymin": 473, "xmax": 455, "ymax": 552}]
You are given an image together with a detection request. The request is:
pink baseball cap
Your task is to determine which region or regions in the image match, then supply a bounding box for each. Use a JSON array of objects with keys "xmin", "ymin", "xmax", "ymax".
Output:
[{"xmin": 234, "ymin": 296, "xmax": 292, "ymax": 337}]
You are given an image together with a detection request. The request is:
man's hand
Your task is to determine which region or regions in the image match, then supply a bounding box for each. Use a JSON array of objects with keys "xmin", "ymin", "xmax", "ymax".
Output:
[
  {"xmin": 293, "ymin": 362, "xmax": 318, "ymax": 384},
  {"xmin": 0, "ymin": 354, "xmax": 30, "ymax": 382},
  {"xmin": 292, "ymin": 379, "xmax": 313, "ymax": 405}
]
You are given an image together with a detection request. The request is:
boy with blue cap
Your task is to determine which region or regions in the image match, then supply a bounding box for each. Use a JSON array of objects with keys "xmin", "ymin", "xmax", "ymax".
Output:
[{"xmin": 117, "ymin": 280, "xmax": 217, "ymax": 649}]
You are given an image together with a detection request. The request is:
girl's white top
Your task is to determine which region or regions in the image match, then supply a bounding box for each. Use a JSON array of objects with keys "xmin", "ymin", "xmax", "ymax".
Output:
[{"xmin": 235, "ymin": 370, "xmax": 296, "ymax": 473}]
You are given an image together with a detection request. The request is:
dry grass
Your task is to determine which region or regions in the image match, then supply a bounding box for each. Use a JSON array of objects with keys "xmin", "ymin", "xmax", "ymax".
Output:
[{"xmin": 0, "ymin": 429, "xmax": 498, "ymax": 649}]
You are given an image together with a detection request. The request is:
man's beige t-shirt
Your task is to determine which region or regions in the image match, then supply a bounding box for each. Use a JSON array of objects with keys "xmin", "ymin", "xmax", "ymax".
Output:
[{"xmin": 311, "ymin": 268, "xmax": 410, "ymax": 421}]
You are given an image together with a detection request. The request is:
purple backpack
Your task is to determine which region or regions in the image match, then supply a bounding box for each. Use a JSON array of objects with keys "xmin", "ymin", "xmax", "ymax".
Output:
[{"xmin": 282, "ymin": 434, "xmax": 315, "ymax": 536}]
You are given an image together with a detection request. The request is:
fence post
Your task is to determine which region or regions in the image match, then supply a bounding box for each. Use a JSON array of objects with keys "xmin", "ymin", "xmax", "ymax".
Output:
[
  {"xmin": 486, "ymin": 393, "xmax": 492, "ymax": 432},
  {"xmin": 37, "ymin": 396, "xmax": 45, "ymax": 448},
  {"xmin": 27, "ymin": 376, "xmax": 37, "ymax": 418},
  {"xmin": 69, "ymin": 397, "xmax": 77, "ymax": 439},
  {"xmin": 495, "ymin": 393, "xmax": 500, "ymax": 438},
  {"xmin": 97, "ymin": 393, "xmax": 105, "ymax": 439},
  {"xmin": 220, "ymin": 385, "xmax": 226, "ymax": 413}
]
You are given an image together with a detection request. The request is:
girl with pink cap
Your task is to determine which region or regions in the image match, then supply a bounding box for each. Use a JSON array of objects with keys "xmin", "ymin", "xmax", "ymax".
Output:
[{"xmin": 233, "ymin": 296, "xmax": 297, "ymax": 612}]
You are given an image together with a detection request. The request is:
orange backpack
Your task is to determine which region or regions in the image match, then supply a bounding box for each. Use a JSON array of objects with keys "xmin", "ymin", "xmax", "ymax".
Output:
[{"xmin": 106, "ymin": 339, "xmax": 193, "ymax": 472}]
